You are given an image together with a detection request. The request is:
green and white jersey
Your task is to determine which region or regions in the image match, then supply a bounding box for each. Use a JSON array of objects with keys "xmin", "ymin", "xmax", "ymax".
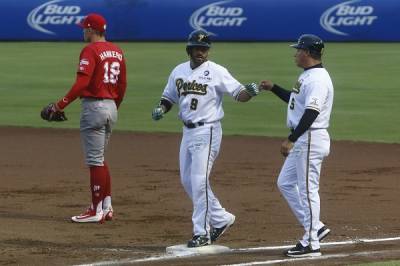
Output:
[
  {"xmin": 162, "ymin": 61, "xmax": 244, "ymax": 124},
  {"xmin": 287, "ymin": 67, "xmax": 334, "ymax": 129}
]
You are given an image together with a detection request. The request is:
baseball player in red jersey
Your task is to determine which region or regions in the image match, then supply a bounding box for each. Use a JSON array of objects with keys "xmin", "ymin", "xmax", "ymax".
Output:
[{"xmin": 41, "ymin": 13, "xmax": 127, "ymax": 223}]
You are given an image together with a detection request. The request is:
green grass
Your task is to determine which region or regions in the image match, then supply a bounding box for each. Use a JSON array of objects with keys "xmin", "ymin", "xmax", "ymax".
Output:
[{"xmin": 0, "ymin": 42, "xmax": 399, "ymax": 143}]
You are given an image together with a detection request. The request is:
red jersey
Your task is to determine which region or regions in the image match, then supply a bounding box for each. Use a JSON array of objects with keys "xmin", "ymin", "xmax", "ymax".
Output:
[{"xmin": 57, "ymin": 41, "xmax": 127, "ymax": 109}]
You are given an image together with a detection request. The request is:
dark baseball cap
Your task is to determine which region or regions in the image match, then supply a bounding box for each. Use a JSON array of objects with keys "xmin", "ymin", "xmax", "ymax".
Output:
[{"xmin": 78, "ymin": 13, "xmax": 107, "ymax": 32}]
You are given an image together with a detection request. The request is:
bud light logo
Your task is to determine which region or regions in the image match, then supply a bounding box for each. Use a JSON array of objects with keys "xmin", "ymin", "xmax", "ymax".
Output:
[
  {"xmin": 320, "ymin": 0, "xmax": 378, "ymax": 36},
  {"xmin": 27, "ymin": 0, "xmax": 85, "ymax": 35},
  {"xmin": 189, "ymin": 0, "xmax": 247, "ymax": 35}
]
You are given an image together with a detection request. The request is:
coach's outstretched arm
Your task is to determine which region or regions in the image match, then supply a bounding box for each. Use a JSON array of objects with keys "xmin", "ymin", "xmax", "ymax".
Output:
[
  {"xmin": 259, "ymin": 80, "xmax": 291, "ymax": 103},
  {"xmin": 236, "ymin": 82, "xmax": 259, "ymax": 102}
]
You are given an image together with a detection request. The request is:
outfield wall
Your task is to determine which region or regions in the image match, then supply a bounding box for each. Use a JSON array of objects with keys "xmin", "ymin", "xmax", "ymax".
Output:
[{"xmin": 1, "ymin": 0, "xmax": 399, "ymax": 41}]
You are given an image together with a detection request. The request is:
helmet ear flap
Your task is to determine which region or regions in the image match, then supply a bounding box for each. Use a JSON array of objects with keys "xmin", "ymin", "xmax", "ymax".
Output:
[{"xmin": 186, "ymin": 46, "xmax": 192, "ymax": 55}]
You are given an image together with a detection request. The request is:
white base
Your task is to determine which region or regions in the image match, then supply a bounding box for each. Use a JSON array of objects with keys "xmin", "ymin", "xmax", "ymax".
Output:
[{"xmin": 166, "ymin": 244, "xmax": 231, "ymax": 257}]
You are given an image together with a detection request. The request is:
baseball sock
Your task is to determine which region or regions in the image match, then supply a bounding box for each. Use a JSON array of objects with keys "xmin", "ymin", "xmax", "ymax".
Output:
[
  {"xmin": 90, "ymin": 166, "xmax": 106, "ymax": 213},
  {"xmin": 103, "ymin": 161, "xmax": 112, "ymax": 209}
]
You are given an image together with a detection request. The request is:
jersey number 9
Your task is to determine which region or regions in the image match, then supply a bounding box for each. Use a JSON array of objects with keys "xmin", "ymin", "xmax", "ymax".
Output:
[{"xmin": 103, "ymin": 61, "xmax": 121, "ymax": 84}]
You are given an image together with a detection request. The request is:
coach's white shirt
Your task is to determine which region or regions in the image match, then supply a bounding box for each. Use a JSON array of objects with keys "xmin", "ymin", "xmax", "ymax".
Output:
[{"xmin": 287, "ymin": 67, "xmax": 334, "ymax": 130}]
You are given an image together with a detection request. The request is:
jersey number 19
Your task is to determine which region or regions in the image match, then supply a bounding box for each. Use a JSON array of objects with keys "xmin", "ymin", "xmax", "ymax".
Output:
[{"xmin": 103, "ymin": 61, "xmax": 120, "ymax": 84}]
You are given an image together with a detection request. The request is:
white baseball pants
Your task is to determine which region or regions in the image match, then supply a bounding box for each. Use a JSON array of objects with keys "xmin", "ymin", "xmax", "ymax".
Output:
[
  {"xmin": 277, "ymin": 129, "xmax": 330, "ymax": 250},
  {"xmin": 179, "ymin": 122, "xmax": 233, "ymax": 237}
]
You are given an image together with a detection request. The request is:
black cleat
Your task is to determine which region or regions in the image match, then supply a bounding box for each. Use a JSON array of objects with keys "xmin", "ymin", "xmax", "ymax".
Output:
[
  {"xmin": 284, "ymin": 242, "xmax": 322, "ymax": 257},
  {"xmin": 317, "ymin": 226, "xmax": 331, "ymax": 241},
  {"xmin": 211, "ymin": 215, "xmax": 235, "ymax": 242},
  {"xmin": 187, "ymin": 235, "xmax": 211, "ymax": 248}
]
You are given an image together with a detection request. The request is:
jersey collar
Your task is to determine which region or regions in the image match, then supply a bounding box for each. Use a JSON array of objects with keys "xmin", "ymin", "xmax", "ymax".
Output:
[
  {"xmin": 304, "ymin": 63, "xmax": 323, "ymax": 71},
  {"xmin": 190, "ymin": 60, "xmax": 209, "ymax": 72}
]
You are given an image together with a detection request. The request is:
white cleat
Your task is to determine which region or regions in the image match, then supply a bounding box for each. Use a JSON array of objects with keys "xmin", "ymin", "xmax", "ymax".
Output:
[
  {"xmin": 71, "ymin": 207, "xmax": 104, "ymax": 223},
  {"xmin": 103, "ymin": 207, "xmax": 113, "ymax": 221}
]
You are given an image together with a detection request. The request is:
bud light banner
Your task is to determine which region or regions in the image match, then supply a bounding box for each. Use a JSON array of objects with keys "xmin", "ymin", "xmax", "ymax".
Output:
[{"xmin": 0, "ymin": 0, "xmax": 399, "ymax": 41}]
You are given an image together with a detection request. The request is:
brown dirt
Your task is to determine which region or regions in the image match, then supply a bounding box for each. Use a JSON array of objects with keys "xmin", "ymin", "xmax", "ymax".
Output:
[{"xmin": 0, "ymin": 127, "xmax": 399, "ymax": 265}]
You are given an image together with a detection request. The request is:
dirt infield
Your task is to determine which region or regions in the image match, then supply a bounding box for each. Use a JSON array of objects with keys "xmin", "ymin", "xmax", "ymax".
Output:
[{"xmin": 0, "ymin": 127, "xmax": 399, "ymax": 265}]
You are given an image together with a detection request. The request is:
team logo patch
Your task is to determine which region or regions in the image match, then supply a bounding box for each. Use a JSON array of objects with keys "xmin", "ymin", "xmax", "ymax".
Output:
[
  {"xmin": 80, "ymin": 59, "xmax": 89, "ymax": 66},
  {"xmin": 199, "ymin": 70, "xmax": 212, "ymax": 81},
  {"xmin": 176, "ymin": 78, "xmax": 208, "ymax": 96},
  {"xmin": 198, "ymin": 34, "xmax": 206, "ymax": 42},
  {"xmin": 293, "ymin": 80, "xmax": 302, "ymax": 93},
  {"xmin": 310, "ymin": 97, "xmax": 319, "ymax": 107}
]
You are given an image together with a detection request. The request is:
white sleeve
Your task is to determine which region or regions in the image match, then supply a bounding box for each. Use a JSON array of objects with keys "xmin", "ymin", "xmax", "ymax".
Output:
[
  {"xmin": 304, "ymin": 81, "xmax": 327, "ymax": 112},
  {"xmin": 217, "ymin": 67, "xmax": 243, "ymax": 99},
  {"xmin": 161, "ymin": 71, "xmax": 178, "ymax": 104}
]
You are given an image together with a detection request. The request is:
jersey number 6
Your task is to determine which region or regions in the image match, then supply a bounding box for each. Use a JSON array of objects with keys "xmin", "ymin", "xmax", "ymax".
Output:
[{"xmin": 103, "ymin": 61, "xmax": 121, "ymax": 84}]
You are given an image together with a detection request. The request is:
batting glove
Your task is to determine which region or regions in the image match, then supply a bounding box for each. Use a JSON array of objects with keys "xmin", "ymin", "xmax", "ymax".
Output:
[
  {"xmin": 152, "ymin": 106, "xmax": 164, "ymax": 121},
  {"xmin": 244, "ymin": 82, "xmax": 259, "ymax": 97}
]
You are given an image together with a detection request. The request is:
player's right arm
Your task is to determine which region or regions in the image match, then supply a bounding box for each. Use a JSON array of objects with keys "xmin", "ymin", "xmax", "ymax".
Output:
[
  {"xmin": 259, "ymin": 80, "xmax": 291, "ymax": 103},
  {"xmin": 152, "ymin": 70, "xmax": 178, "ymax": 121}
]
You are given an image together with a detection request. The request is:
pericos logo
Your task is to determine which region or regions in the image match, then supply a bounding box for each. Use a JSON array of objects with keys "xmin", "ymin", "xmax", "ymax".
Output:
[
  {"xmin": 320, "ymin": 0, "xmax": 378, "ymax": 36},
  {"xmin": 189, "ymin": 0, "xmax": 247, "ymax": 35},
  {"xmin": 27, "ymin": 0, "xmax": 85, "ymax": 35}
]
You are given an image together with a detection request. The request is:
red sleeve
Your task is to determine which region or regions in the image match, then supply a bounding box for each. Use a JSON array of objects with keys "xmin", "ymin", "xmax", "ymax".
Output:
[
  {"xmin": 115, "ymin": 58, "xmax": 127, "ymax": 109},
  {"xmin": 77, "ymin": 46, "xmax": 96, "ymax": 76},
  {"xmin": 56, "ymin": 47, "xmax": 95, "ymax": 110},
  {"xmin": 56, "ymin": 73, "xmax": 91, "ymax": 109}
]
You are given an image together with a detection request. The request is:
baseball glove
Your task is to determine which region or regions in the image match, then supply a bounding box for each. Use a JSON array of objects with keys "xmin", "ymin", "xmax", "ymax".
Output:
[{"xmin": 40, "ymin": 103, "xmax": 67, "ymax": 122}]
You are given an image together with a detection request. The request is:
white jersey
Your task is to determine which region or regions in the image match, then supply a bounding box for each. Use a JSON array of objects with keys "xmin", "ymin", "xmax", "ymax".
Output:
[
  {"xmin": 161, "ymin": 61, "xmax": 244, "ymax": 124},
  {"xmin": 287, "ymin": 67, "xmax": 334, "ymax": 129}
]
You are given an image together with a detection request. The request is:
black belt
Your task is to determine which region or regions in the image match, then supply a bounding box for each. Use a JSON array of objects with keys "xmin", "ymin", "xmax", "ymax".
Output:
[{"xmin": 184, "ymin": 122, "xmax": 204, "ymax": 129}]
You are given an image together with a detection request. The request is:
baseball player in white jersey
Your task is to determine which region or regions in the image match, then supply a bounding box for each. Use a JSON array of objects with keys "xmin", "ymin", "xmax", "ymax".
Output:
[
  {"xmin": 259, "ymin": 34, "xmax": 333, "ymax": 257},
  {"xmin": 152, "ymin": 29, "xmax": 259, "ymax": 248}
]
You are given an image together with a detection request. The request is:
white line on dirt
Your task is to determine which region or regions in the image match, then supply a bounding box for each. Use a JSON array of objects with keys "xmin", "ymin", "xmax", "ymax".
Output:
[
  {"xmin": 233, "ymin": 236, "xmax": 400, "ymax": 252},
  {"xmin": 221, "ymin": 250, "xmax": 397, "ymax": 266},
  {"xmin": 74, "ymin": 236, "xmax": 400, "ymax": 266}
]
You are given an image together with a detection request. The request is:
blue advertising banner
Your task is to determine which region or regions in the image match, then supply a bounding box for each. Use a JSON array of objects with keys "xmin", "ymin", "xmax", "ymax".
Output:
[{"xmin": 0, "ymin": 0, "xmax": 399, "ymax": 41}]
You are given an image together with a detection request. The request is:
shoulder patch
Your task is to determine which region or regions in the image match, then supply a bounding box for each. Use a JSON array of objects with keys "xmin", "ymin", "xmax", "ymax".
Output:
[{"xmin": 80, "ymin": 59, "xmax": 89, "ymax": 66}]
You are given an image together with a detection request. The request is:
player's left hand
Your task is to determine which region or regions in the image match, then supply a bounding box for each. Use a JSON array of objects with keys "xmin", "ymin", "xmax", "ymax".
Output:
[
  {"xmin": 40, "ymin": 103, "xmax": 68, "ymax": 122},
  {"xmin": 152, "ymin": 106, "xmax": 164, "ymax": 121},
  {"xmin": 281, "ymin": 139, "xmax": 294, "ymax": 157},
  {"xmin": 244, "ymin": 83, "xmax": 259, "ymax": 97}
]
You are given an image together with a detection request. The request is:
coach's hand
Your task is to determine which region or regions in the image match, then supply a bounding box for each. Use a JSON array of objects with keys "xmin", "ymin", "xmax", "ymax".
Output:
[
  {"xmin": 259, "ymin": 80, "xmax": 274, "ymax": 91},
  {"xmin": 281, "ymin": 139, "xmax": 294, "ymax": 157},
  {"xmin": 152, "ymin": 106, "xmax": 164, "ymax": 121}
]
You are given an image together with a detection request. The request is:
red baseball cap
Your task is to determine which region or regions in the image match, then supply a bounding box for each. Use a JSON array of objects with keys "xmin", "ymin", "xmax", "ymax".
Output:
[{"xmin": 78, "ymin": 13, "xmax": 107, "ymax": 32}]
